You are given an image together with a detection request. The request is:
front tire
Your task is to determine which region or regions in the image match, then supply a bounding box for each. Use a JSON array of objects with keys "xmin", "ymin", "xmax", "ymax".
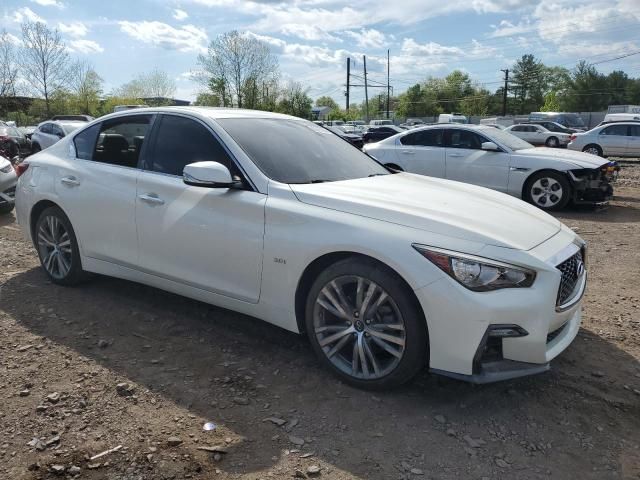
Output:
[
  {"xmin": 35, "ymin": 206, "xmax": 87, "ymax": 285},
  {"xmin": 524, "ymin": 171, "xmax": 571, "ymax": 211},
  {"xmin": 305, "ymin": 257, "xmax": 427, "ymax": 389}
]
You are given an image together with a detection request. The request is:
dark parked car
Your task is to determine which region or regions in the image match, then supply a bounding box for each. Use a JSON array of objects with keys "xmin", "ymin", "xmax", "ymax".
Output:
[
  {"xmin": 363, "ymin": 125, "xmax": 404, "ymax": 143},
  {"xmin": 324, "ymin": 126, "xmax": 364, "ymax": 149},
  {"xmin": 530, "ymin": 120, "xmax": 577, "ymax": 134},
  {"xmin": 0, "ymin": 124, "xmax": 31, "ymax": 158}
]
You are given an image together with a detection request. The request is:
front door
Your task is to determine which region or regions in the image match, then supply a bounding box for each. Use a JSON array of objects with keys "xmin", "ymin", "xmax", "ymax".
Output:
[
  {"xmin": 56, "ymin": 114, "xmax": 154, "ymax": 266},
  {"xmin": 444, "ymin": 128, "xmax": 510, "ymax": 192},
  {"xmin": 136, "ymin": 114, "xmax": 266, "ymax": 303},
  {"xmin": 626, "ymin": 125, "xmax": 640, "ymax": 157}
]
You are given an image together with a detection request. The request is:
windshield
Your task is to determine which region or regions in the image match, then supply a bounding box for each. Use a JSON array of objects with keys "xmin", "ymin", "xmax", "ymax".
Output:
[
  {"xmin": 482, "ymin": 127, "xmax": 534, "ymax": 151},
  {"xmin": 218, "ymin": 118, "xmax": 389, "ymax": 184}
]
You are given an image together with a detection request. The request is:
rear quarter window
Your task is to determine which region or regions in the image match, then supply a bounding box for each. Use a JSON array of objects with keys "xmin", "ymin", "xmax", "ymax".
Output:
[{"xmin": 73, "ymin": 124, "xmax": 101, "ymax": 160}]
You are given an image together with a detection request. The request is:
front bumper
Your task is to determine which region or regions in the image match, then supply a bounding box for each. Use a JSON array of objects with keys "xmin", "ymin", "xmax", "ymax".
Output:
[
  {"xmin": 415, "ymin": 234, "xmax": 584, "ymax": 383},
  {"xmin": 568, "ymin": 163, "xmax": 618, "ymax": 205}
]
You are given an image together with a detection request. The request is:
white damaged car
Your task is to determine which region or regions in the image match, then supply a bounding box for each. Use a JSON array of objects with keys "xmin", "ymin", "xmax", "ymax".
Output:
[
  {"xmin": 364, "ymin": 124, "xmax": 617, "ymax": 210},
  {"xmin": 16, "ymin": 107, "xmax": 586, "ymax": 388}
]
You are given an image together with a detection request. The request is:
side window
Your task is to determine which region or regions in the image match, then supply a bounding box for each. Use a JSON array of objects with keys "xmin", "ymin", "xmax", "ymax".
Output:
[
  {"xmin": 401, "ymin": 129, "xmax": 443, "ymax": 147},
  {"xmin": 51, "ymin": 124, "xmax": 64, "ymax": 137},
  {"xmin": 602, "ymin": 125, "xmax": 628, "ymax": 136},
  {"xmin": 73, "ymin": 124, "xmax": 101, "ymax": 160},
  {"xmin": 511, "ymin": 126, "xmax": 523, "ymax": 132},
  {"xmin": 148, "ymin": 115, "xmax": 236, "ymax": 177},
  {"xmin": 40, "ymin": 123, "xmax": 52, "ymax": 134},
  {"xmin": 93, "ymin": 115, "xmax": 152, "ymax": 167},
  {"xmin": 629, "ymin": 125, "xmax": 640, "ymax": 137},
  {"xmin": 448, "ymin": 130, "xmax": 484, "ymax": 149}
]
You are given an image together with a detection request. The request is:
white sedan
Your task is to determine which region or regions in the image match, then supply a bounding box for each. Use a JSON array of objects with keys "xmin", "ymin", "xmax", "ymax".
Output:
[
  {"xmin": 504, "ymin": 124, "xmax": 571, "ymax": 147},
  {"xmin": 16, "ymin": 107, "xmax": 586, "ymax": 388},
  {"xmin": 364, "ymin": 125, "xmax": 614, "ymax": 211}
]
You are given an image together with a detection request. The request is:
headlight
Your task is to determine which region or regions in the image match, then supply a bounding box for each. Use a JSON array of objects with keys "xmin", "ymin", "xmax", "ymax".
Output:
[
  {"xmin": 413, "ymin": 245, "xmax": 536, "ymax": 291},
  {"xmin": 0, "ymin": 164, "xmax": 13, "ymax": 173}
]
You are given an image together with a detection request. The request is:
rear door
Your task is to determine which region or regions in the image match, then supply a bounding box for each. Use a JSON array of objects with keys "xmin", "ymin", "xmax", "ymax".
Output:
[
  {"xmin": 396, "ymin": 128, "xmax": 445, "ymax": 177},
  {"xmin": 38, "ymin": 123, "xmax": 57, "ymax": 149},
  {"xmin": 57, "ymin": 114, "xmax": 154, "ymax": 266},
  {"xmin": 444, "ymin": 128, "xmax": 510, "ymax": 192},
  {"xmin": 598, "ymin": 124, "xmax": 628, "ymax": 156}
]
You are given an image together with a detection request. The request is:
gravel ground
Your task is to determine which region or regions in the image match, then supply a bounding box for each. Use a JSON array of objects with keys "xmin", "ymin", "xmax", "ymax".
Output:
[{"xmin": 0, "ymin": 163, "xmax": 639, "ymax": 480}]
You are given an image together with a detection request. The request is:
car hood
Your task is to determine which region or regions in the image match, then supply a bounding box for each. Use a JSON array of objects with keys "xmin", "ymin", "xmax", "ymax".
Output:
[
  {"xmin": 290, "ymin": 173, "xmax": 561, "ymax": 250},
  {"xmin": 513, "ymin": 147, "xmax": 607, "ymax": 168}
]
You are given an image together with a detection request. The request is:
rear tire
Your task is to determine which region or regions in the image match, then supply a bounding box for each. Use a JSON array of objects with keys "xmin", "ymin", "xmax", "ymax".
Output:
[
  {"xmin": 305, "ymin": 257, "xmax": 428, "ymax": 390},
  {"xmin": 545, "ymin": 136, "xmax": 559, "ymax": 148},
  {"xmin": 582, "ymin": 144, "xmax": 603, "ymax": 156},
  {"xmin": 524, "ymin": 170, "xmax": 571, "ymax": 211},
  {"xmin": 35, "ymin": 206, "xmax": 88, "ymax": 285}
]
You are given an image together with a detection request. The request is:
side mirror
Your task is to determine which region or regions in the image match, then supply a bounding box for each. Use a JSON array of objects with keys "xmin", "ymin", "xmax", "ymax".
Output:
[
  {"xmin": 183, "ymin": 161, "xmax": 238, "ymax": 188},
  {"xmin": 481, "ymin": 141, "xmax": 500, "ymax": 151}
]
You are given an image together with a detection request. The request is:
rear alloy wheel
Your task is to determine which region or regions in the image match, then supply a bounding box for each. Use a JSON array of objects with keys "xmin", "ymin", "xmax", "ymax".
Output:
[
  {"xmin": 525, "ymin": 171, "xmax": 570, "ymax": 211},
  {"xmin": 582, "ymin": 144, "xmax": 603, "ymax": 156},
  {"xmin": 545, "ymin": 136, "xmax": 559, "ymax": 148},
  {"xmin": 305, "ymin": 258, "xmax": 427, "ymax": 389},
  {"xmin": 35, "ymin": 206, "xmax": 87, "ymax": 285}
]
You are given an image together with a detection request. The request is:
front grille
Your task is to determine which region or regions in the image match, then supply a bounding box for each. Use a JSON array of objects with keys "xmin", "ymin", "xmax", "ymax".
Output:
[{"xmin": 556, "ymin": 250, "xmax": 584, "ymax": 306}]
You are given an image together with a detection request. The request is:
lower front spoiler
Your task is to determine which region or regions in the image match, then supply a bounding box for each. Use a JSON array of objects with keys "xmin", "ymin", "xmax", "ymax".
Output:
[{"xmin": 431, "ymin": 360, "xmax": 550, "ymax": 384}]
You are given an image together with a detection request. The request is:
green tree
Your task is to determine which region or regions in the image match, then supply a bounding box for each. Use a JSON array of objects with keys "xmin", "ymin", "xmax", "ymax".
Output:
[
  {"xmin": 511, "ymin": 54, "xmax": 545, "ymax": 114},
  {"xmin": 194, "ymin": 92, "xmax": 221, "ymax": 106},
  {"xmin": 277, "ymin": 82, "xmax": 312, "ymax": 118},
  {"xmin": 540, "ymin": 91, "xmax": 561, "ymax": 112}
]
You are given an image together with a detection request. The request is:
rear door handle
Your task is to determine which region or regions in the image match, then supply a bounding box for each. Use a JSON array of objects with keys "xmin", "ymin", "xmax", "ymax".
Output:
[
  {"xmin": 60, "ymin": 176, "xmax": 80, "ymax": 187},
  {"xmin": 448, "ymin": 153, "xmax": 464, "ymax": 157},
  {"xmin": 138, "ymin": 193, "xmax": 165, "ymax": 206},
  {"xmin": 401, "ymin": 150, "xmax": 415, "ymax": 155}
]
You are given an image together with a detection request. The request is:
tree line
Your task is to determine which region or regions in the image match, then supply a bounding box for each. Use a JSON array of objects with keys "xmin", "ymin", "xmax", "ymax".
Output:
[{"xmin": 2, "ymin": 23, "xmax": 640, "ymax": 125}]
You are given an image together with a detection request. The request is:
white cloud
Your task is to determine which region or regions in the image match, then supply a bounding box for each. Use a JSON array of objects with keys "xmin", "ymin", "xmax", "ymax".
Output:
[
  {"xmin": 58, "ymin": 22, "xmax": 88, "ymax": 37},
  {"xmin": 489, "ymin": 19, "xmax": 535, "ymax": 38},
  {"xmin": 118, "ymin": 21, "xmax": 208, "ymax": 53},
  {"xmin": 10, "ymin": 7, "xmax": 46, "ymax": 23},
  {"xmin": 30, "ymin": 0, "xmax": 64, "ymax": 8},
  {"xmin": 402, "ymin": 38, "xmax": 463, "ymax": 57},
  {"xmin": 67, "ymin": 39, "xmax": 104, "ymax": 54},
  {"xmin": 173, "ymin": 9, "xmax": 189, "ymax": 21},
  {"xmin": 344, "ymin": 29, "xmax": 386, "ymax": 49}
]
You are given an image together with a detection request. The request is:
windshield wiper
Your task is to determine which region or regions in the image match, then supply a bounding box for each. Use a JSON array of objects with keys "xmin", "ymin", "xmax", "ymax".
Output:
[{"xmin": 368, "ymin": 173, "xmax": 387, "ymax": 177}]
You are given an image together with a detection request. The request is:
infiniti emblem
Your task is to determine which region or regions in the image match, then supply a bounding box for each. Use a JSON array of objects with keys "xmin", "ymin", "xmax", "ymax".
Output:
[{"xmin": 575, "ymin": 260, "xmax": 585, "ymax": 277}]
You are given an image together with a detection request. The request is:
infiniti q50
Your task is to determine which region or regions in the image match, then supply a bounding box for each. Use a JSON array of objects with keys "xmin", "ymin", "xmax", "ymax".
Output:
[{"xmin": 15, "ymin": 107, "xmax": 586, "ymax": 388}]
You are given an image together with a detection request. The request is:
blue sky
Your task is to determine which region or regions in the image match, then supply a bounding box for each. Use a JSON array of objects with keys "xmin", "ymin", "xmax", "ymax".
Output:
[{"xmin": 2, "ymin": 0, "xmax": 639, "ymax": 104}]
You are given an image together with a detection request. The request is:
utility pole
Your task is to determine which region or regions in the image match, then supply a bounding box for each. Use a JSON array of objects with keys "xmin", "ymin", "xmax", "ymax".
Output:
[
  {"xmin": 363, "ymin": 55, "xmax": 369, "ymax": 122},
  {"xmin": 346, "ymin": 57, "xmax": 350, "ymax": 111},
  {"xmin": 500, "ymin": 68, "xmax": 509, "ymax": 116},
  {"xmin": 386, "ymin": 49, "xmax": 390, "ymax": 119}
]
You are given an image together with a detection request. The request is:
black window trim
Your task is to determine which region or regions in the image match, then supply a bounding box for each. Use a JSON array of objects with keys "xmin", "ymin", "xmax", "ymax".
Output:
[
  {"xmin": 71, "ymin": 113, "xmax": 157, "ymax": 170},
  {"xmin": 445, "ymin": 128, "xmax": 504, "ymax": 152},
  {"xmin": 400, "ymin": 128, "xmax": 445, "ymax": 147},
  {"xmin": 144, "ymin": 112, "xmax": 256, "ymax": 192}
]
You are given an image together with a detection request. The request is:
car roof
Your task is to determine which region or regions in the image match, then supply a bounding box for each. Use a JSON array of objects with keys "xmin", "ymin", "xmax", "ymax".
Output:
[{"xmin": 98, "ymin": 106, "xmax": 300, "ymax": 122}]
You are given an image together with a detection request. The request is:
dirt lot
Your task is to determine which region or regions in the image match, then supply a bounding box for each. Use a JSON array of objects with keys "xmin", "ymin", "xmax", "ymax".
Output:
[{"xmin": 1, "ymin": 164, "xmax": 639, "ymax": 480}]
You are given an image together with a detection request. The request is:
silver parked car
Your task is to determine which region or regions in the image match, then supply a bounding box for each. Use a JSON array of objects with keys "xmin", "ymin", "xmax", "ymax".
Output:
[
  {"xmin": 31, "ymin": 120, "xmax": 87, "ymax": 153},
  {"xmin": 568, "ymin": 122, "xmax": 640, "ymax": 157},
  {"xmin": 0, "ymin": 155, "xmax": 18, "ymax": 214},
  {"xmin": 504, "ymin": 124, "xmax": 571, "ymax": 148}
]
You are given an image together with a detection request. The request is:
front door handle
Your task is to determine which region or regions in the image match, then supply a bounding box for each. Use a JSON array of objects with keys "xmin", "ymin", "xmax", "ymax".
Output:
[
  {"xmin": 138, "ymin": 193, "xmax": 165, "ymax": 206},
  {"xmin": 448, "ymin": 153, "xmax": 464, "ymax": 157},
  {"xmin": 401, "ymin": 150, "xmax": 415, "ymax": 155},
  {"xmin": 60, "ymin": 176, "xmax": 80, "ymax": 187}
]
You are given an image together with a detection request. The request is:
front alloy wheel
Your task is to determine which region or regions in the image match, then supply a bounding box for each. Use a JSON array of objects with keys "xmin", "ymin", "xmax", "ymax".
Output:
[
  {"xmin": 525, "ymin": 171, "xmax": 570, "ymax": 211},
  {"xmin": 305, "ymin": 258, "xmax": 427, "ymax": 389},
  {"xmin": 313, "ymin": 275, "xmax": 406, "ymax": 380}
]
